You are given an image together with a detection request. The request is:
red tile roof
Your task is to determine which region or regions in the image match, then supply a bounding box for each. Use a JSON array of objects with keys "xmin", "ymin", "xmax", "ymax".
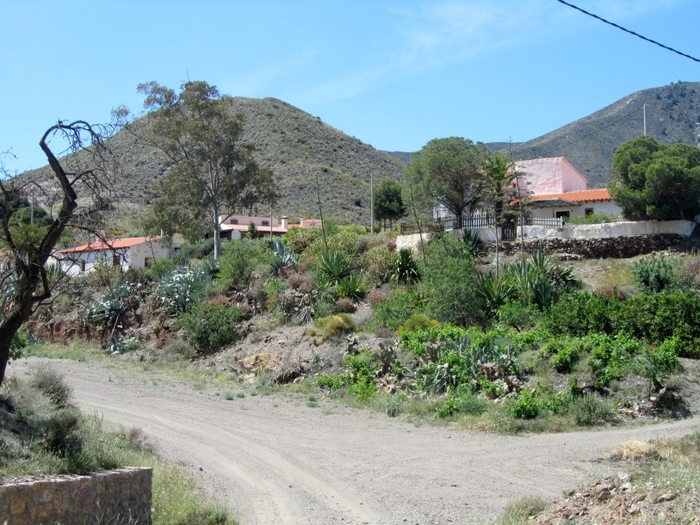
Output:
[
  {"xmin": 526, "ymin": 188, "xmax": 611, "ymax": 203},
  {"xmin": 59, "ymin": 236, "xmax": 162, "ymax": 254}
]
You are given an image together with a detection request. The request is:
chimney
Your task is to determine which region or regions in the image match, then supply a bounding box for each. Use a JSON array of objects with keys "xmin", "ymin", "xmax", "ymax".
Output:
[{"xmin": 281, "ymin": 215, "xmax": 288, "ymax": 229}]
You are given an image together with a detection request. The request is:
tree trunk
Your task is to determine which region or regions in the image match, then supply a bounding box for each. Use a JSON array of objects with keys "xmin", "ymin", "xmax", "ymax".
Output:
[{"xmin": 212, "ymin": 204, "xmax": 222, "ymax": 259}]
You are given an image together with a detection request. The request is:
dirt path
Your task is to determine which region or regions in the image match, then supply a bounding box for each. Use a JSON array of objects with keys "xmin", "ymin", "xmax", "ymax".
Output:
[{"xmin": 10, "ymin": 358, "xmax": 700, "ymax": 525}]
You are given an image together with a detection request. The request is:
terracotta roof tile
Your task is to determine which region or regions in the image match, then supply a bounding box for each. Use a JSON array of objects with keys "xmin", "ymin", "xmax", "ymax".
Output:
[
  {"xmin": 59, "ymin": 236, "xmax": 162, "ymax": 254},
  {"xmin": 526, "ymin": 188, "xmax": 610, "ymax": 203}
]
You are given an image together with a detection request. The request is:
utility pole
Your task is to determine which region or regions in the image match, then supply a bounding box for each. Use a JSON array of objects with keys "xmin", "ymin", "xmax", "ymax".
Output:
[
  {"xmin": 643, "ymin": 103, "xmax": 647, "ymax": 136},
  {"xmin": 370, "ymin": 172, "xmax": 375, "ymax": 233}
]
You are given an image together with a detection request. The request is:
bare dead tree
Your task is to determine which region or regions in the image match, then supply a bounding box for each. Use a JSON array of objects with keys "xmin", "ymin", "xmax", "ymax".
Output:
[{"xmin": 0, "ymin": 112, "xmax": 125, "ymax": 385}]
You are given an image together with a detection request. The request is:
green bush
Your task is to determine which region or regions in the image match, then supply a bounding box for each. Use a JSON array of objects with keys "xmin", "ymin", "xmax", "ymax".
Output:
[
  {"xmin": 179, "ymin": 302, "xmax": 248, "ymax": 354},
  {"xmin": 437, "ymin": 392, "xmax": 488, "ymax": 418},
  {"xmin": 423, "ymin": 239, "xmax": 487, "ymax": 327},
  {"xmin": 218, "ymin": 239, "xmax": 275, "ymax": 288},
  {"xmin": 362, "ymin": 244, "xmax": 394, "ymax": 286},
  {"xmin": 567, "ymin": 393, "xmax": 616, "ymax": 426},
  {"xmin": 631, "ymin": 254, "xmax": 681, "ymax": 294},
  {"xmin": 306, "ymin": 314, "xmax": 356, "ymax": 341},
  {"xmin": 634, "ymin": 337, "xmax": 682, "ymax": 392},
  {"xmin": 344, "ymin": 350, "xmax": 380, "ymax": 401},
  {"xmin": 587, "ymin": 334, "xmax": 645, "ymax": 389},
  {"xmin": 371, "ymin": 289, "xmax": 425, "ymax": 333},
  {"xmin": 508, "ymin": 389, "xmax": 540, "ymax": 419}
]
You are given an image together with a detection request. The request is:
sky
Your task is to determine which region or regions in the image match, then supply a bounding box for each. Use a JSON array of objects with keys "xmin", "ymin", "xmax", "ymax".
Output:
[{"xmin": 1, "ymin": 0, "xmax": 699, "ymax": 174}]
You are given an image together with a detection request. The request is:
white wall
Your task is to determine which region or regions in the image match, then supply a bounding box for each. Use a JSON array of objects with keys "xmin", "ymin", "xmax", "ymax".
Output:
[
  {"xmin": 515, "ymin": 157, "xmax": 588, "ymax": 195},
  {"xmin": 129, "ymin": 239, "xmax": 170, "ymax": 268},
  {"xmin": 519, "ymin": 220, "xmax": 696, "ymax": 240},
  {"xmin": 530, "ymin": 200, "xmax": 622, "ymax": 219}
]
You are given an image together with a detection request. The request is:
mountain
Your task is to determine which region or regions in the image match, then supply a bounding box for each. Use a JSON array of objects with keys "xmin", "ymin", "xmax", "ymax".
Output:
[
  {"xmin": 24, "ymin": 97, "xmax": 407, "ymax": 226},
  {"xmin": 22, "ymin": 82, "xmax": 700, "ymax": 228},
  {"xmin": 502, "ymin": 81, "xmax": 700, "ymax": 187}
]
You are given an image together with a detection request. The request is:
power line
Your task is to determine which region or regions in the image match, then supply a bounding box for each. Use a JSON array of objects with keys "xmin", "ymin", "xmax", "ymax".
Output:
[{"xmin": 557, "ymin": 0, "xmax": 700, "ymax": 63}]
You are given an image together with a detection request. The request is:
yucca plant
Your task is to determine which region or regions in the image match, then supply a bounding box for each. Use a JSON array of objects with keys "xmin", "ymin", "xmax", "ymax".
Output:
[
  {"xmin": 392, "ymin": 248, "xmax": 420, "ymax": 284},
  {"xmin": 336, "ymin": 275, "xmax": 366, "ymax": 300},
  {"xmin": 476, "ymin": 271, "xmax": 511, "ymax": 315},
  {"xmin": 317, "ymin": 250, "xmax": 351, "ymax": 285}
]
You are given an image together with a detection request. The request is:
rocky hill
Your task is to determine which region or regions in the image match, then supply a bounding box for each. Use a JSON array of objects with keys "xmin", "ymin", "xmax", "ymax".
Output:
[
  {"xmin": 501, "ymin": 81, "xmax": 700, "ymax": 187},
  {"xmin": 21, "ymin": 82, "xmax": 700, "ymax": 228},
  {"xmin": 23, "ymin": 97, "xmax": 407, "ymax": 227}
]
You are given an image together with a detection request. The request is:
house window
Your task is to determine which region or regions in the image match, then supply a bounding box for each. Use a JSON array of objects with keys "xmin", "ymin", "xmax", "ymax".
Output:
[
  {"xmin": 585, "ymin": 208, "xmax": 594, "ymax": 216},
  {"xmin": 79, "ymin": 260, "xmax": 86, "ymax": 273},
  {"xmin": 262, "ymin": 220, "xmax": 269, "ymax": 226},
  {"xmin": 555, "ymin": 211, "xmax": 570, "ymax": 219},
  {"xmin": 113, "ymin": 254, "xmax": 121, "ymax": 267},
  {"xmin": 145, "ymin": 257, "xmax": 153, "ymax": 268}
]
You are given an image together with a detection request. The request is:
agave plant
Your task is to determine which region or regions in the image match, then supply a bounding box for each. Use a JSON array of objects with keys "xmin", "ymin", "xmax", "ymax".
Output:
[
  {"xmin": 270, "ymin": 239, "xmax": 298, "ymax": 276},
  {"xmin": 155, "ymin": 266, "xmax": 209, "ymax": 315}
]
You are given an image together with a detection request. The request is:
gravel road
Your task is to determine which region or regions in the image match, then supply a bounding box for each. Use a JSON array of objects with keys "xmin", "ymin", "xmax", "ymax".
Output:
[{"xmin": 10, "ymin": 358, "xmax": 700, "ymax": 525}]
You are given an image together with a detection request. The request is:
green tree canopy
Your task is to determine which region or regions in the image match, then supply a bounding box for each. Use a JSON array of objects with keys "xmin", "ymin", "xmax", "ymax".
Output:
[
  {"xmin": 404, "ymin": 137, "xmax": 489, "ymax": 220},
  {"xmin": 609, "ymin": 136, "xmax": 700, "ymax": 220},
  {"xmin": 373, "ymin": 179, "xmax": 405, "ymax": 229},
  {"xmin": 138, "ymin": 80, "xmax": 278, "ymax": 258}
]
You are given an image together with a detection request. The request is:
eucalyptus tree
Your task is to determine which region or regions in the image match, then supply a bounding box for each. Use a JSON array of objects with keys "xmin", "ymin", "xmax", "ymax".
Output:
[
  {"xmin": 0, "ymin": 114, "xmax": 125, "ymax": 385},
  {"xmin": 138, "ymin": 80, "xmax": 277, "ymax": 258}
]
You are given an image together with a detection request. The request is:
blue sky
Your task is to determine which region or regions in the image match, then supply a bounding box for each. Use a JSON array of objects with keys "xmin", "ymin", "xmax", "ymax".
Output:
[{"xmin": 1, "ymin": 0, "xmax": 698, "ymax": 174}]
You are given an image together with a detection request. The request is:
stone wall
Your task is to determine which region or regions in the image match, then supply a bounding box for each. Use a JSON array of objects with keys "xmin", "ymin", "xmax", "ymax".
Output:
[
  {"xmin": 487, "ymin": 234, "xmax": 688, "ymax": 259},
  {"xmin": 0, "ymin": 467, "xmax": 152, "ymax": 525}
]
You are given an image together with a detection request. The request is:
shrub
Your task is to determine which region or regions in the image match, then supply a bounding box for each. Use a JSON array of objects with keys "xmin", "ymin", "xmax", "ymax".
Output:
[
  {"xmin": 31, "ymin": 365, "xmax": 73, "ymax": 408},
  {"xmin": 180, "ymin": 238, "xmax": 215, "ymax": 259},
  {"xmin": 567, "ymin": 393, "xmax": 616, "ymax": 426},
  {"xmin": 397, "ymin": 313, "xmax": 440, "ymax": 335},
  {"xmin": 508, "ymin": 389, "xmax": 540, "ymax": 419},
  {"xmin": 179, "ymin": 302, "xmax": 248, "ymax": 354},
  {"xmin": 218, "ymin": 239, "xmax": 275, "ymax": 288},
  {"xmin": 371, "ymin": 289, "xmax": 425, "ymax": 332},
  {"xmin": 306, "ymin": 314, "xmax": 356, "ymax": 341},
  {"xmin": 587, "ymin": 334, "xmax": 645, "ymax": 388},
  {"xmin": 631, "ymin": 254, "xmax": 680, "ymax": 294},
  {"xmin": 423, "ymin": 240, "xmax": 486, "ymax": 327},
  {"xmin": 634, "ymin": 337, "xmax": 682, "ymax": 392},
  {"xmin": 335, "ymin": 297, "xmax": 357, "ymax": 313},
  {"xmin": 363, "ymin": 244, "xmax": 394, "ymax": 286},
  {"xmin": 344, "ymin": 350, "xmax": 380, "ymax": 401},
  {"xmin": 10, "ymin": 331, "xmax": 30, "ymax": 361},
  {"xmin": 437, "ymin": 392, "xmax": 488, "ymax": 418}
]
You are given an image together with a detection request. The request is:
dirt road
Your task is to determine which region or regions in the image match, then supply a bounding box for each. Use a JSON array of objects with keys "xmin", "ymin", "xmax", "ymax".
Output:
[{"xmin": 10, "ymin": 358, "xmax": 700, "ymax": 525}]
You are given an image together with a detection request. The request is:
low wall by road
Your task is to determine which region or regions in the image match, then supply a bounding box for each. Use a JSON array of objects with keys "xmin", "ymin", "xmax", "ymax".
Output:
[
  {"xmin": 0, "ymin": 467, "xmax": 152, "ymax": 525},
  {"xmin": 396, "ymin": 220, "xmax": 696, "ymax": 259},
  {"xmin": 520, "ymin": 219, "xmax": 695, "ymax": 240}
]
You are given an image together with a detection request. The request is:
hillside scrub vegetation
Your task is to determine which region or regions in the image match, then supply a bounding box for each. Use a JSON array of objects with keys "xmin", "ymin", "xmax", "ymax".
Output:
[{"xmin": 14, "ymin": 220, "xmax": 700, "ymax": 434}]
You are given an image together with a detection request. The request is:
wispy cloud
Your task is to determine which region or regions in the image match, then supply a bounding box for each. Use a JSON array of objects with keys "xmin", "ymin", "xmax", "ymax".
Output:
[{"xmin": 292, "ymin": 0, "xmax": 690, "ymax": 107}]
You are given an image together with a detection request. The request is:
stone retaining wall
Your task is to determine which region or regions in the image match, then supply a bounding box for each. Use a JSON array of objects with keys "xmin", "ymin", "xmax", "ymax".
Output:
[
  {"xmin": 0, "ymin": 467, "xmax": 152, "ymax": 525},
  {"xmin": 485, "ymin": 234, "xmax": 688, "ymax": 259}
]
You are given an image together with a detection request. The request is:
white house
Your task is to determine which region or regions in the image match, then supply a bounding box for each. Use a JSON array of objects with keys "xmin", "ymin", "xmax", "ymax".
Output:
[
  {"xmin": 218, "ymin": 215, "xmax": 324, "ymax": 241},
  {"xmin": 515, "ymin": 157, "xmax": 621, "ymax": 220},
  {"xmin": 58, "ymin": 236, "xmax": 170, "ymax": 276}
]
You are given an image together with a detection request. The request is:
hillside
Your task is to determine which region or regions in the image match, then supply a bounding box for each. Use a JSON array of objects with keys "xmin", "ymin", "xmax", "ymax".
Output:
[
  {"xmin": 503, "ymin": 81, "xmax": 700, "ymax": 187},
  {"xmin": 23, "ymin": 97, "xmax": 407, "ymax": 227},
  {"xmin": 21, "ymin": 82, "xmax": 700, "ymax": 228}
]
